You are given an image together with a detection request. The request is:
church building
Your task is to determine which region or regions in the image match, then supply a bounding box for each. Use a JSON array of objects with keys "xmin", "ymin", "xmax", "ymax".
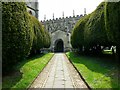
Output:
[{"xmin": 41, "ymin": 11, "xmax": 86, "ymax": 52}]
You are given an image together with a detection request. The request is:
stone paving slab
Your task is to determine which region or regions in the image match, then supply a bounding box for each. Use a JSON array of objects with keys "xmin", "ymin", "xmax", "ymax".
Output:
[
  {"xmin": 29, "ymin": 53, "xmax": 89, "ymax": 89},
  {"xmin": 63, "ymin": 54, "xmax": 88, "ymax": 88},
  {"xmin": 29, "ymin": 54, "xmax": 55, "ymax": 88}
]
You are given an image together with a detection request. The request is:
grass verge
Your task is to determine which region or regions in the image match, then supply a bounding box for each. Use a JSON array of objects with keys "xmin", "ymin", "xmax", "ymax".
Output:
[
  {"xmin": 66, "ymin": 52, "xmax": 120, "ymax": 89},
  {"xmin": 2, "ymin": 53, "xmax": 54, "ymax": 89}
]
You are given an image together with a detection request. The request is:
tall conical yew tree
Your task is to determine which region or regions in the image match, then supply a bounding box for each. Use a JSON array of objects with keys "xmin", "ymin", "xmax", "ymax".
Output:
[
  {"xmin": 104, "ymin": 1, "xmax": 120, "ymax": 61},
  {"xmin": 29, "ymin": 15, "xmax": 51, "ymax": 55},
  {"xmin": 84, "ymin": 2, "xmax": 108, "ymax": 53},
  {"xmin": 2, "ymin": 2, "xmax": 33, "ymax": 74},
  {"xmin": 71, "ymin": 15, "xmax": 90, "ymax": 52}
]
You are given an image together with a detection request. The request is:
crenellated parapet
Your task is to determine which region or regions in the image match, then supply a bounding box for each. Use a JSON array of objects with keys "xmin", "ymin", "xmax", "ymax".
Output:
[
  {"xmin": 41, "ymin": 14, "xmax": 84, "ymax": 33},
  {"xmin": 41, "ymin": 14, "xmax": 83, "ymax": 22}
]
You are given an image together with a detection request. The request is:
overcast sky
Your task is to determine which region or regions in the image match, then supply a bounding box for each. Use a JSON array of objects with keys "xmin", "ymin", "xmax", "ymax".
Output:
[{"xmin": 38, "ymin": 0, "xmax": 104, "ymax": 21}]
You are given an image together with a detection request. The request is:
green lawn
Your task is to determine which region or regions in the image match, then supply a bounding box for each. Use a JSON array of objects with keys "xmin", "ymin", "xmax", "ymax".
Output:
[
  {"xmin": 2, "ymin": 53, "xmax": 54, "ymax": 89},
  {"xmin": 66, "ymin": 52, "xmax": 120, "ymax": 89}
]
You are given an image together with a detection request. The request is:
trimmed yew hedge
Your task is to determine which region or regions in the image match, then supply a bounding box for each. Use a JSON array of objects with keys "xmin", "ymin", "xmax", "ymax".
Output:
[
  {"xmin": 105, "ymin": 2, "xmax": 120, "ymax": 45},
  {"xmin": 71, "ymin": 2, "xmax": 107, "ymax": 51},
  {"xmin": 2, "ymin": 2, "xmax": 51, "ymax": 74},
  {"xmin": 83, "ymin": 2, "xmax": 109, "ymax": 53},
  {"xmin": 71, "ymin": 1, "xmax": 120, "ymax": 56},
  {"xmin": 71, "ymin": 15, "xmax": 90, "ymax": 50},
  {"xmin": 104, "ymin": 2, "xmax": 120, "ymax": 58},
  {"xmin": 30, "ymin": 15, "xmax": 51, "ymax": 54},
  {"xmin": 30, "ymin": 15, "xmax": 44, "ymax": 54},
  {"xmin": 2, "ymin": 2, "xmax": 33, "ymax": 73},
  {"xmin": 84, "ymin": 2, "xmax": 108, "ymax": 46},
  {"xmin": 43, "ymin": 28, "xmax": 51, "ymax": 48}
]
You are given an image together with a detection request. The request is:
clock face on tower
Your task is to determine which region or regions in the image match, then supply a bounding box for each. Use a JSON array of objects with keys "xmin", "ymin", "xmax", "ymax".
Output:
[
  {"xmin": 29, "ymin": 10, "xmax": 32, "ymax": 15},
  {"xmin": 26, "ymin": 2, "xmax": 39, "ymax": 18}
]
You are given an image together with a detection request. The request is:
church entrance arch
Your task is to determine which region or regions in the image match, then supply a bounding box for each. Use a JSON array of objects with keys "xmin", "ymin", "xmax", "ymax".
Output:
[{"xmin": 54, "ymin": 39, "xmax": 64, "ymax": 52}]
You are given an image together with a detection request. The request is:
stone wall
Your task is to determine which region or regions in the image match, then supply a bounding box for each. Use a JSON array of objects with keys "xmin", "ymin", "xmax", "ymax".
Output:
[
  {"xmin": 41, "ymin": 15, "xmax": 83, "ymax": 52},
  {"xmin": 42, "ymin": 15, "xmax": 83, "ymax": 33}
]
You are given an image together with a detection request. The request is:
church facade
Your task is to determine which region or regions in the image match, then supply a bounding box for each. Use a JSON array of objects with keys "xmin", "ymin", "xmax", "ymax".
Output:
[
  {"xmin": 25, "ymin": 1, "xmax": 86, "ymax": 52},
  {"xmin": 41, "ymin": 15, "xmax": 84, "ymax": 52}
]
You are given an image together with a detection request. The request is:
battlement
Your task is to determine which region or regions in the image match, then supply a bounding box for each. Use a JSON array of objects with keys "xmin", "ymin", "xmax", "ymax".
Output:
[
  {"xmin": 41, "ymin": 13, "xmax": 84, "ymax": 35},
  {"xmin": 41, "ymin": 14, "xmax": 84, "ymax": 22}
]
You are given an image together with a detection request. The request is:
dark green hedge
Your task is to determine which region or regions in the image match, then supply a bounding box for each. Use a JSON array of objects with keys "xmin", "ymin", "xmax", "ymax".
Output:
[
  {"xmin": 30, "ymin": 15, "xmax": 43, "ymax": 54},
  {"xmin": 71, "ymin": 15, "xmax": 90, "ymax": 49},
  {"xmin": 30, "ymin": 15, "xmax": 51, "ymax": 54},
  {"xmin": 71, "ymin": 1, "xmax": 120, "ymax": 55},
  {"xmin": 84, "ymin": 2, "xmax": 108, "ymax": 47},
  {"xmin": 104, "ymin": 1, "xmax": 120, "ymax": 59},
  {"xmin": 71, "ymin": 2, "xmax": 108, "ymax": 52},
  {"xmin": 2, "ymin": 2, "xmax": 33, "ymax": 73},
  {"xmin": 105, "ymin": 2, "xmax": 120, "ymax": 45},
  {"xmin": 2, "ymin": 2, "xmax": 51, "ymax": 74},
  {"xmin": 43, "ymin": 26, "xmax": 51, "ymax": 48}
]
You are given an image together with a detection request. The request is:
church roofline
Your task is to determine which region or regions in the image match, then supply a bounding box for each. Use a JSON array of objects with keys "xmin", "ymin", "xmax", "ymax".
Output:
[
  {"xmin": 41, "ymin": 14, "xmax": 84, "ymax": 22},
  {"xmin": 51, "ymin": 29, "xmax": 71, "ymax": 34}
]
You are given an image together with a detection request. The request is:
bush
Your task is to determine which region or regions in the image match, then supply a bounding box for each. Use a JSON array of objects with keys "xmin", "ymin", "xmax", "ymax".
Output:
[
  {"xmin": 30, "ymin": 15, "xmax": 51, "ymax": 54},
  {"xmin": 71, "ymin": 15, "xmax": 90, "ymax": 51},
  {"xmin": 85, "ymin": 2, "xmax": 108, "ymax": 46},
  {"xmin": 29, "ymin": 15, "xmax": 43, "ymax": 54},
  {"xmin": 2, "ymin": 2, "xmax": 33, "ymax": 74},
  {"xmin": 71, "ymin": 1, "xmax": 120, "ymax": 57},
  {"xmin": 104, "ymin": 1, "xmax": 120, "ymax": 60},
  {"xmin": 105, "ymin": 2, "xmax": 120, "ymax": 45},
  {"xmin": 71, "ymin": 2, "xmax": 109, "ymax": 54},
  {"xmin": 84, "ymin": 2, "xmax": 109, "ymax": 53},
  {"xmin": 43, "ymin": 27, "xmax": 51, "ymax": 48}
]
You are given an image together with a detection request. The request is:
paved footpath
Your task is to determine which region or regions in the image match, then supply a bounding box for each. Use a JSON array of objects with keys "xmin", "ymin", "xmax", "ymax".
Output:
[{"xmin": 29, "ymin": 53, "xmax": 88, "ymax": 89}]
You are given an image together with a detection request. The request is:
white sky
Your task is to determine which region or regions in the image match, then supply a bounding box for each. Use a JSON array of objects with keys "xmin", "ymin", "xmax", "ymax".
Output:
[{"xmin": 38, "ymin": 0, "xmax": 104, "ymax": 21}]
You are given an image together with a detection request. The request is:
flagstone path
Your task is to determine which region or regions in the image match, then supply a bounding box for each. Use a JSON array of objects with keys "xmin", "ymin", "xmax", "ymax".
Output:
[{"xmin": 29, "ymin": 53, "xmax": 88, "ymax": 89}]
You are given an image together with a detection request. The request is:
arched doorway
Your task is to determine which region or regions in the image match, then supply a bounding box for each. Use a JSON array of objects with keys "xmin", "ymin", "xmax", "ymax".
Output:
[{"xmin": 54, "ymin": 39, "xmax": 64, "ymax": 52}]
